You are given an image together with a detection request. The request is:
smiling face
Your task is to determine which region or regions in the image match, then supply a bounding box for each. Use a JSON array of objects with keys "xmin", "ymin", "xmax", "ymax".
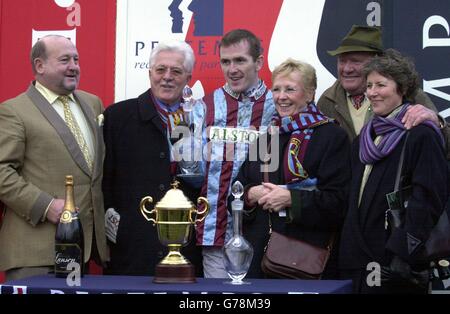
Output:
[
  {"xmin": 149, "ymin": 50, "xmax": 191, "ymax": 105},
  {"xmin": 337, "ymin": 51, "xmax": 375, "ymax": 95},
  {"xmin": 34, "ymin": 36, "xmax": 80, "ymax": 95},
  {"xmin": 219, "ymin": 40, "xmax": 263, "ymax": 94},
  {"xmin": 366, "ymin": 71, "xmax": 403, "ymax": 116},
  {"xmin": 272, "ymin": 71, "xmax": 312, "ymax": 118}
]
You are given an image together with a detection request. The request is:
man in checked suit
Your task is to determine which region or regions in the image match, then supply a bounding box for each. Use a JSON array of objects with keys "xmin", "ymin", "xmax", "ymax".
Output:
[{"xmin": 0, "ymin": 35, "xmax": 108, "ymax": 281}]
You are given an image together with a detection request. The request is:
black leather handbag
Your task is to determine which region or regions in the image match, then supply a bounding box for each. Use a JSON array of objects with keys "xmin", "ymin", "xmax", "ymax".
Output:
[{"xmin": 385, "ymin": 133, "xmax": 450, "ymax": 263}]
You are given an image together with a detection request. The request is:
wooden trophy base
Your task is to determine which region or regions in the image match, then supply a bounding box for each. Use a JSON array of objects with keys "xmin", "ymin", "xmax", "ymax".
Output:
[{"xmin": 153, "ymin": 263, "xmax": 196, "ymax": 283}]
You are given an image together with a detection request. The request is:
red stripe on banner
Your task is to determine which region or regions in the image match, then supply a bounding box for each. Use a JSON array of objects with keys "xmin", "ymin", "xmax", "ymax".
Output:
[
  {"xmin": 0, "ymin": 0, "xmax": 116, "ymax": 106},
  {"xmin": 0, "ymin": 0, "xmax": 116, "ymax": 281},
  {"xmin": 222, "ymin": 0, "xmax": 283, "ymax": 89}
]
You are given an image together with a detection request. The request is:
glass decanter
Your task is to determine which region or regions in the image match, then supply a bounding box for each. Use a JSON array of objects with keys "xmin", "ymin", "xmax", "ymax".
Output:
[
  {"xmin": 181, "ymin": 85, "xmax": 194, "ymax": 128},
  {"xmin": 223, "ymin": 181, "xmax": 253, "ymax": 285},
  {"xmin": 177, "ymin": 86, "xmax": 202, "ymax": 180}
]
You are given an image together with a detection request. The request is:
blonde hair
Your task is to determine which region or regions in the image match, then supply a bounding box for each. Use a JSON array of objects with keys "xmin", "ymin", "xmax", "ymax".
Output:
[{"xmin": 272, "ymin": 58, "xmax": 317, "ymax": 95}]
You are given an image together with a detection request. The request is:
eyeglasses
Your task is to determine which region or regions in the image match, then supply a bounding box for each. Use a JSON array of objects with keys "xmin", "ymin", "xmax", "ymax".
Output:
[
  {"xmin": 272, "ymin": 87, "xmax": 300, "ymax": 95},
  {"xmin": 152, "ymin": 66, "xmax": 187, "ymax": 77}
]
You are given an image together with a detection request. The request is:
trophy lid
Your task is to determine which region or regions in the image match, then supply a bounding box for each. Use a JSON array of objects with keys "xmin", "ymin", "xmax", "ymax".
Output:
[{"xmin": 155, "ymin": 181, "xmax": 194, "ymax": 210}]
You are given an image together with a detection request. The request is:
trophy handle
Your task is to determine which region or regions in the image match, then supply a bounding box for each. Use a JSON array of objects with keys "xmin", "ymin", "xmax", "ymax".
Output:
[
  {"xmin": 194, "ymin": 197, "xmax": 210, "ymax": 223},
  {"xmin": 140, "ymin": 196, "xmax": 156, "ymax": 224}
]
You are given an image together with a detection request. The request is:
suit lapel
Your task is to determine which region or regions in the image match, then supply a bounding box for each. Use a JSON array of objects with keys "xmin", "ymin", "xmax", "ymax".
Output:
[
  {"xmin": 334, "ymin": 98, "xmax": 357, "ymax": 138},
  {"xmin": 358, "ymin": 159, "xmax": 391, "ymax": 228},
  {"xmin": 138, "ymin": 89, "xmax": 167, "ymax": 136},
  {"xmin": 26, "ymin": 84, "xmax": 91, "ymax": 176}
]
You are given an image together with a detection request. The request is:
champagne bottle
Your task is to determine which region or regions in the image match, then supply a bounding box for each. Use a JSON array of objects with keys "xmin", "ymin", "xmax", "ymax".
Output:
[{"xmin": 55, "ymin": 175, "xmax": 84, "ymax": 278}]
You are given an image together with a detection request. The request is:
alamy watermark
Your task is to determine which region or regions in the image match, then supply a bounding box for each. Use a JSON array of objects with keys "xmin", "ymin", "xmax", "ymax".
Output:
[
  {"xmin": 366, "ymin": 261, "xmax": 381, "ymax": 287},
  {"xmin": 65, "ymin": 261, "xmax": 81, "ymax": 287}
]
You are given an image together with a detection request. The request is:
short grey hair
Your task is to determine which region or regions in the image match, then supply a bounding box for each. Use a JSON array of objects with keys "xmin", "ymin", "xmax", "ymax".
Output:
[{"xmin": 149, "ymin": 40, "xmax": 195, "ymax": 73}]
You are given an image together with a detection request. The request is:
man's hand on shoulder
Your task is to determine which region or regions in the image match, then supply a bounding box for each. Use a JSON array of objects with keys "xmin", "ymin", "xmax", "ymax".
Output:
[{"xmin": 402, "ymin": 104, "xmax": 439, "ymax": 129}]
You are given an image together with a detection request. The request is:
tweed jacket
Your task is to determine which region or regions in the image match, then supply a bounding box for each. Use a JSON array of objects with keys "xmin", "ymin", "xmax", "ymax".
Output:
[{"xmin": 0, "ymin": 83, "xmax": 109, "ymax": 271}]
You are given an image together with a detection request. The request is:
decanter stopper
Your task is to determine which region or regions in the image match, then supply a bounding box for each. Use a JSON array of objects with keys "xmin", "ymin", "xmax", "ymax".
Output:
[
  {"xmin": 231, "ymin": 181, "xmax": 244, "ymax": 200},
  {"xmin": 231, "ymin": 181, "xmax": 244, "ymax": 211}
]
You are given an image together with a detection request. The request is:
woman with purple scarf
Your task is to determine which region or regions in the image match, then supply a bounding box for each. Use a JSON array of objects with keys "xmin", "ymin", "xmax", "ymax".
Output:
[
  {"xmin": 339, "ymin": 49, "xmax": 448, "ymax": 293},
  {"xmin": 233, "ymin": 59, "xmax": 351, "ymax": 279}
]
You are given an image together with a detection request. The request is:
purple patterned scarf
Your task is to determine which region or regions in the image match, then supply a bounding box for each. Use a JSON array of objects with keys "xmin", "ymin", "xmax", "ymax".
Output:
[
  {"xmin": 272, "ymin": 103, "xmax": 331, "ymax": 185},
  {"xmin": 359, "ymin": 103, "xmax": 443, "ymax": 164}
]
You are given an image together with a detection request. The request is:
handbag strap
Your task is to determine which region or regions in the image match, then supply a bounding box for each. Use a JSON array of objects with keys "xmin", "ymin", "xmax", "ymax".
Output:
[
  {"xmin": 263, "ymin": 140, "xmax": 271, "ymax": 183},
  {"xmin": 263, "ymin": 144, "xmax": 271, "ymax": 234},
  {"xmin": 394, "ymin": 132, "xmax": 410, "ymax": 191}
]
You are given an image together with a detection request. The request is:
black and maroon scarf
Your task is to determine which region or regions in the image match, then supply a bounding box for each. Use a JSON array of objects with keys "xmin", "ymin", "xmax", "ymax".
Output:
[{"xmin": 272, "ymin": 103, "xmax": 331, "ymax": 186}]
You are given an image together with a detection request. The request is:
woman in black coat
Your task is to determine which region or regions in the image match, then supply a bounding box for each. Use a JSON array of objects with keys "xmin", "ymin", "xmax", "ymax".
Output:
[
  {"xmin": 234, "ymin": 59, "xmax": 351, "ymax": 279},
  {"xmin": 339, "ymin": 49, "xmax": 448, "ymax": 293}
]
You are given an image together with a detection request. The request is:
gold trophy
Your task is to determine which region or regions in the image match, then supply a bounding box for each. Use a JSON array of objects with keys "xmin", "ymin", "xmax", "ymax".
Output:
[{"xmin": 140, "ymin": 181, "xmax": 209, "ymax": 283}]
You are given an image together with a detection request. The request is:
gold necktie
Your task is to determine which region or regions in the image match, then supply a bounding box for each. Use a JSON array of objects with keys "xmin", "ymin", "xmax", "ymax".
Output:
[{"xmin": 59, "ymin": 96, "xmax": 93, "ymax": 171}]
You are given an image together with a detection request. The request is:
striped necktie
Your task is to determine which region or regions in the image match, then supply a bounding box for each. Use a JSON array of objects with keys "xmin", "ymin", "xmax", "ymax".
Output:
[{"xmin": 59, "ymin": 96, "xmax": 93, "ymax": 171}]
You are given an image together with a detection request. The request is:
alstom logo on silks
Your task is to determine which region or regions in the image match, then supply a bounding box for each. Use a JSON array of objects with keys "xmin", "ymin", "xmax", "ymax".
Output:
[
  {"xmin": 208, "ymin": 126, "xmax": 260, "ymax": 144},
  {"xmin": 205, "ymin": 126, "xmax": 281, "ymax": 172}
]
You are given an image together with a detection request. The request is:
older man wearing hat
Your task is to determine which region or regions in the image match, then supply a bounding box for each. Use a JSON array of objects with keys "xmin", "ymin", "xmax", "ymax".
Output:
[{"xmin": 317, "ymin": 25, "xmax": 449, "ymax": 154}]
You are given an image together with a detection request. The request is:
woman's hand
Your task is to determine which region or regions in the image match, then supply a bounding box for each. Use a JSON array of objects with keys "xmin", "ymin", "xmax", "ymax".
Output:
[
  {"xmin": 258, "ymin": 182, "xmax": 292, "ymax": 212},
  {"xmin": 247, "ymin": 184, "xmax": 266, "ymax": 206}
]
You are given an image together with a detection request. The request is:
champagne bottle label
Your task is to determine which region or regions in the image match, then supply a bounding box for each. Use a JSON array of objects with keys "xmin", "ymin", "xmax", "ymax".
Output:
[
  {"xmin": 60, "ymin": 210, "xmax": 79, "ymax": 223},
  {"xmin": 55, "ymin": 243, "xmax": 83, "ymax": 276}
]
